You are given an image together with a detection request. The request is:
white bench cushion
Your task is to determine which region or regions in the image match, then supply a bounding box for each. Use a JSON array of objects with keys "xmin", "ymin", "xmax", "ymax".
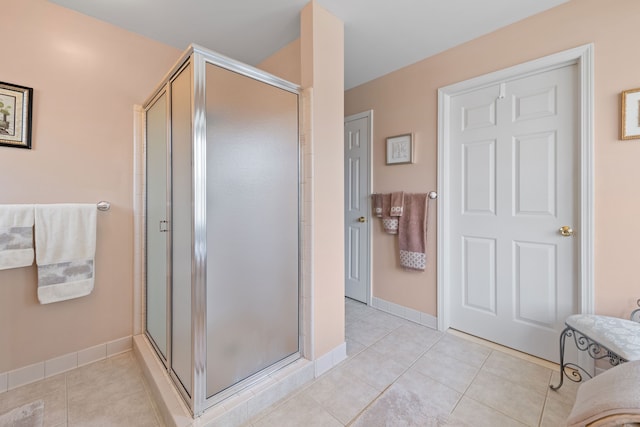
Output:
[{"xmin": 566, "ymin": 314, "xmax": 640, "ymax": 361}]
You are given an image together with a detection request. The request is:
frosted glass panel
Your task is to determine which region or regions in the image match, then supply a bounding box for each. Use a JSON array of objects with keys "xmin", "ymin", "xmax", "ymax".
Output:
[
  {"xmin": 145, "ymin": 92, "xmax": 168, "ymax": 358},
  {"xmin": 205, "ymin": 63, "xmax": 299, "ymax": 398},
  {"xmin": 171, "ymin": 65, "xmax": 193, "ymax": 394}
]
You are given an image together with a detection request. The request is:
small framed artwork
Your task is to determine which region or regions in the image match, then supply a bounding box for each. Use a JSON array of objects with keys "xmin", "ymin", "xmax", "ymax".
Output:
[
  {"xmin": 621, "ymin": 88, "xmax": 640, "ymax": 140},
  {"xmin": 0, "ymin": 81, "xmax": 33, "ymax": 149},
  {"xmin": 386, "ymin": 133, "xmax": 413, "ymax": 165}
]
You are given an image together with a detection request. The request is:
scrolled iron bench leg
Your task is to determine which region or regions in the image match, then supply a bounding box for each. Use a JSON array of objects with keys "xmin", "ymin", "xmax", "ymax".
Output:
[
  {"xmin": 550, "ymin": 327, "xmax": 592, "ymax": 390},
  {"xmin": 550, "ymin": 322, "xmax": 630, "ymax": 391},
  {"xmin": 550, "ymin": 327, "xmax": 570, "ymax": 390}
]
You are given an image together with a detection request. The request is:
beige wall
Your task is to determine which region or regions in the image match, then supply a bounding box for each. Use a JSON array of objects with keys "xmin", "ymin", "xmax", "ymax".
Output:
[
  {"xmin": 301, "ymin": 2, "xmax": 345, "ymax": 358},
  {"xmin": 0, "ymin": 0, "xmax": 180, "ymax": 372},
  {"xmin": 258, "ymin": 39, "xmax": 301, "ymax": 85},
  {"xmin": 258, "ymin": 2, "xmax": 345, "ymax": 360},
  {"xmin": 345, "ymin": 0, "xmax": 640, "ymax": 318}
]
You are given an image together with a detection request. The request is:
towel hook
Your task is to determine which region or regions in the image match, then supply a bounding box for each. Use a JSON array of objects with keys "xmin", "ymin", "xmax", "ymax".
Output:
[{"xmin": 97, "ymin": 201, "xmax": 110, "ymax": 211}]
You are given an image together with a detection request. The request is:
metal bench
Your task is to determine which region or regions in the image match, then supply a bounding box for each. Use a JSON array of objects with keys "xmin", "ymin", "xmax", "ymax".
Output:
[{"xmin": 550, "ymin": 299, "xmax": 640, "ymax": 390}]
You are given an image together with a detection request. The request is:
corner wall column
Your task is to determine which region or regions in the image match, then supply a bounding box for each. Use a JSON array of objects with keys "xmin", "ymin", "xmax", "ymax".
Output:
[{"xmin": 300, "ymin": 0, "xmax": 346, "ymax": 364}]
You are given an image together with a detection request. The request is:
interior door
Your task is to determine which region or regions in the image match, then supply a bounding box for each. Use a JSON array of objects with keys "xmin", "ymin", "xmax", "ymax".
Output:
[
  {"xmin": 448, "ymin": 64, "xmax": 578, "ymax": 362},
  {"xmin": 344, "ymin": 113, "xmax": 371, "ymax": 303}
]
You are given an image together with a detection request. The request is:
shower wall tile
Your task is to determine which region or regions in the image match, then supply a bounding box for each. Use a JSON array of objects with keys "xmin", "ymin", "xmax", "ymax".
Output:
[
  {"xmin": 133, "ymin": 336, "xmax": 192, "ymax": 427},
  {"xmin": 304, "ymin": 152, "xmax": 315, "ymax": 181},
  {"xmin": 247, "ymin": 382, "xmax": 284, "ymax": 419},
  {"xmin": 217, "ymin": 388, "xmax": 253, "ymax": 426},
  {"xmin": 197, "ymin": 402, "xmax": 227, "ymax": 426},
  {"xmin": 298, "ymin": 87, "xmax": 313, "ymax": 366},
  {"xmin": 133, "ymin": 106, "xmax": 146, "ymax": 337}
]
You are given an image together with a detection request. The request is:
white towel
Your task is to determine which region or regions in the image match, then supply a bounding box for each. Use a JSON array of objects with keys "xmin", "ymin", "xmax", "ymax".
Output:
[
  {"xmin": 0, "ymin": 205, "xmax": 35, "ymax": 270},
  {"xmin": 34, "ymin": 204, "xmax": 96, "ymax": 304}
]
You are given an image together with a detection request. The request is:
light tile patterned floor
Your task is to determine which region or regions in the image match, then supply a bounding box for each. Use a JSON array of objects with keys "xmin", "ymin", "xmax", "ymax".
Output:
[
  {"xmin": 0, "ymin": 351, "xmax": 163, "ymax": 426},
  {"xmin": 246, "ymin": 298, "xmax": 579, "ymax": 427},
  {"xmin": 0, "ymin": 299, "xmax": 579, "ymax": 426}
]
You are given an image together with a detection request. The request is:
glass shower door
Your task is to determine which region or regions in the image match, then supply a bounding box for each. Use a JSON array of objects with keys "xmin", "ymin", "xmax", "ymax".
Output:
[
  {"xmin": 145, "ymin": 91, "xmax": 168, "ymax": 360},
  {"xmin": 204, "ymin": 62, "xmax": 300, "ymax": 398}
]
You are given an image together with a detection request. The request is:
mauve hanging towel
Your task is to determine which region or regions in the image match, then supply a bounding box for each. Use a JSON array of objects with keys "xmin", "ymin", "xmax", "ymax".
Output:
[
  {"xmin": 34, "ymin": 204, "xmax": 96, "ymax": 304},
  {"xmin": 372, "ymin": 193, "xmax": 383, "ymax": 218},
  {"xmin": 398, "ymin": 193, "xmax": 428, "ymax": 271},
  {"xmin": 390, "ymin": 191, "xmax": 404, "ymax": 217},
  {"xmin": 380, "ymin": 193, "xmax": 399, "ymax": 234}
]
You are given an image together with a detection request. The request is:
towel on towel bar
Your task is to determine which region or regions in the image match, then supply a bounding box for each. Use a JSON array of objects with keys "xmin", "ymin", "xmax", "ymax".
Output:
[
  {"xmin": 380, "ymin": 194, "xmax": 398, "ymax": 234},
  {"xmin": 372, "ymin": 193, "xmax": 383, "ymax": 218},
  {"xmin": 398, "ymin": 193, "xmax": 428, "ymax": 271},
  {"xmin": 0, "ymin": 205, "xmax": 34, "ymax": 270},
  {"xmin": 390, "ymin": 192, "xmax": 404, "ymax": 216},
  {"xmin": 34, "ymin": 204, "xmax": 96, "ymax": 304}
]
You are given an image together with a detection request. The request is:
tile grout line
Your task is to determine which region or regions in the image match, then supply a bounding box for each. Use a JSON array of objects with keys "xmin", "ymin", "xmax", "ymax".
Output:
[
  {"xmin": 442, "ymin": 344, "xmax": 492, "ymax": 422},
  {"xmin": 344, "ymin": 383, "xmax": 393, "ymax": 427},
  {"xmin": 346, "ymin": 327, "xmax": 446, "ymax": 425},
  {"xmin": 537, "ymin": 369, "xmax": 555, "ymax": 427},
  {"xmin": 468, "ymin": 349, "xmax": 551, "ymax": 427}
]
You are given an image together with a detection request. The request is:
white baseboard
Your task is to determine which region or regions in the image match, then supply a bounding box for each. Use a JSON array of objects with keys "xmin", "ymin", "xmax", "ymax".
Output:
[
  {"xmin": 371, "ymin": 297, "xmax": 438, "ymax": 329},
  {"xmin": 0, "ymin": 335, "xmax": 132, "ymax": 394},
  {"xmin": 314, "ymin": 341, "xmax": 347, "ymax": 377}
]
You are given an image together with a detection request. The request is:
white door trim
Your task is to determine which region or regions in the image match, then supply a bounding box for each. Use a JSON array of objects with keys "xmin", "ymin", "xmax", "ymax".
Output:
[
  {"xmin": 345, "ymin": 110, "xmax": 374, "ymax": 305},
  {"xmin": 437, "ymin": 44, "xmax": 595, "ymax": 331}
]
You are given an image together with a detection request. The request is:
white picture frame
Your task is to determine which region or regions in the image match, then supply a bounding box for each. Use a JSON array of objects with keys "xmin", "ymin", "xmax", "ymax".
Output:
[
  {"xmin": 621, "ymin": 88, "xmax": 640, "ymax": 140},
  {"xmin": 386, "ymin": 133, "xmax": 413, "ymax": 165}
]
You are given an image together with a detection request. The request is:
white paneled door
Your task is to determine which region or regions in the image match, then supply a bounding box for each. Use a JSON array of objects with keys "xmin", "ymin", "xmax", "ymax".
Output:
[
  {"xmin": 448, "ymin": 64, "xmax": 578, "ymax": 362},
  {"xmin": 344, "ymin": 112, "xmax": 371, "ymax": 304}
]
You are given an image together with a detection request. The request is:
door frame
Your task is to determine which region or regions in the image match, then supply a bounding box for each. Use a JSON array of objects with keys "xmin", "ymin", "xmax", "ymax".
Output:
[
  {"xmin": 437, "ymin": 44, "xmax": 595, "ymax": 332},
  {"xmin": 344, "ymin": 110, "xmax": 374, "ymax": 305}
]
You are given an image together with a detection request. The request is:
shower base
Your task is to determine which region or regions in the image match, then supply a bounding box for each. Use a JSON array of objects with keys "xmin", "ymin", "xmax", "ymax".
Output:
[{"xmin": 133, "ymin": 335, "xmax": 314, "ymax": 426}]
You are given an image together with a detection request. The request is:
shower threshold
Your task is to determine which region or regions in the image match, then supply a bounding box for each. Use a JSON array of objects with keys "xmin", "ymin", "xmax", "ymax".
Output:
[{"xmin": 133, "ymin": 335, "xmax": 314, "ymax": 426}]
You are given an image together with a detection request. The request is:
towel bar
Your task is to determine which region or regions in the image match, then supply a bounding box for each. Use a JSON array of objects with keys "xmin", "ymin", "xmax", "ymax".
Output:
[
  {"xmin": 96, "ymin": 201, "xmax": 110, "ymax": 211},
  {"xmin": 371, "ymin": 191, "xmax": 438, "ymax": 199}
]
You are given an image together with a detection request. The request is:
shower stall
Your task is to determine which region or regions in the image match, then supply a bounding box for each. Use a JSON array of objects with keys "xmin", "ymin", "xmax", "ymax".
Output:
[{"xmin": 144, "ymin": 45, "xmax": 301, "ymax": 416}]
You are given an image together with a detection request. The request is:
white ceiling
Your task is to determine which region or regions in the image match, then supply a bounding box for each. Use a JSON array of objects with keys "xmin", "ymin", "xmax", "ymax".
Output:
[{"xmin": 48, "ymin": 0, "xmax": 568, "ymax": 90}]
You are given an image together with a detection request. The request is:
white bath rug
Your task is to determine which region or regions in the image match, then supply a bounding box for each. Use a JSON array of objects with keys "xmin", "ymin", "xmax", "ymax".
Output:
[{"xmin": 0, "ymin": 400, "xmax": 44, "ymax": 427}]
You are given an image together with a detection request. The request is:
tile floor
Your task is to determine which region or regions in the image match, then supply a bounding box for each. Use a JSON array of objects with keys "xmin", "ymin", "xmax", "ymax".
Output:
[
  {"xmin": 0, "ymin": 298, "xmax": 579, "ymax": 426},
  {"xmin": 246, "ymin": 298, "xmax": 579, "ymax": 426},
  {"xmin": 0, "ymin": 351, "xmax": 162, "ymax": 426}
]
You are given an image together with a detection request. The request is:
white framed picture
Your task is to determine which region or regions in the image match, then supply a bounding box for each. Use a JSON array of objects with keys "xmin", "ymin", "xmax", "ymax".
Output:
[{"xmin": 386, "ymin": 133, "xmax": 413, "ymax": 165}]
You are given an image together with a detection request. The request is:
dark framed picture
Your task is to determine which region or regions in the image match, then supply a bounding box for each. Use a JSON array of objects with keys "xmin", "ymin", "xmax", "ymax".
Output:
[{"xmin": 0, "ymin": 81, "xmax": 33, "ymax": 149}]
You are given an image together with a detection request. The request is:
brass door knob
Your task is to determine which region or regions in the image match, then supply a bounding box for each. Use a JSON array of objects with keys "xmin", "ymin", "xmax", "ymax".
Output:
[
  {"xmin": 358, "ymin": 217, "xmax": 366, "ymax": 223},
  {"xmin": 559, "ymin": 226, "xmax": 574, "ymax": 237}
]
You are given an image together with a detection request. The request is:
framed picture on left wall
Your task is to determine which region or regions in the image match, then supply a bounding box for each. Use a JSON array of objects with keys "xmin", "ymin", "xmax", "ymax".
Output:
[{"xmin": 0, "ymin": 81, "xmax": 33, "ymax": 149}]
